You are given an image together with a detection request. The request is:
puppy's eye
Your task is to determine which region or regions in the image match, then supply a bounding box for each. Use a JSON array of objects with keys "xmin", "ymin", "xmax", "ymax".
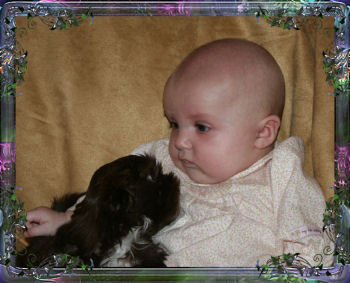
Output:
[{"xmin": 146, "ymin": 174, "xmax": 153, "ymax": 182}]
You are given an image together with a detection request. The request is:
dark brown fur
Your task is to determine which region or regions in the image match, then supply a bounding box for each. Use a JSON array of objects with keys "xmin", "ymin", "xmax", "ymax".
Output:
[{"xmin": 17, "ymin": 154, "xmax": 180, "ymax": 268}]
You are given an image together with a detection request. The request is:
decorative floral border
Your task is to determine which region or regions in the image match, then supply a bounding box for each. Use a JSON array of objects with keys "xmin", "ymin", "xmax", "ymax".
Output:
[{"xmin": 0, "ymin": 1, "xmax": 349, "ymax": 282}]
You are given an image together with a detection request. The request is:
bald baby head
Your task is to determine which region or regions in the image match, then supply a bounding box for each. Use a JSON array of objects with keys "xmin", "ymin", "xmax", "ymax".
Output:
[
  {"xmin": 163, "ymin": 39, "xmax": 286, "ymax": 183},
  {"xmin": 167, "ymin": 38, "xmax": 285, "ymax": 121}
]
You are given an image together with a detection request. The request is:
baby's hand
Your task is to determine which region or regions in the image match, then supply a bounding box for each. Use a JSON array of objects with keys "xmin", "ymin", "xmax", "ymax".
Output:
[{"xmin": 24, "ymin": 206, "xmax": 73, "ymax": 237}]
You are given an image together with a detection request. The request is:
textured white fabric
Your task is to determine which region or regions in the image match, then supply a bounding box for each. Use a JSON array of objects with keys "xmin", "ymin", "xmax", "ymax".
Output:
[{"xmin": 131, "ymin": 137, "xmax": 334, "ymax": 267}]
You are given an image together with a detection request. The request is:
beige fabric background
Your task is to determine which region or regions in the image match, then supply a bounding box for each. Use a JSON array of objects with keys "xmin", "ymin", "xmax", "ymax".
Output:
[{"xmin": 15, "ymin": 16, "xmax": 334, "ymax": 211}]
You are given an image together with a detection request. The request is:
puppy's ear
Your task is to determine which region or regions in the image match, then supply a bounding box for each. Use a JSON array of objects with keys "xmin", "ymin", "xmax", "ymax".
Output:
[{"xmin": 153, "ymin": 171, "xmax": 180, "ymax": 229}]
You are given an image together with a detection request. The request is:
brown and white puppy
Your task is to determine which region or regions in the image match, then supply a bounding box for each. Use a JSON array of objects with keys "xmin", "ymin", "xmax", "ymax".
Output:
[{"xmin": 17, "ymin": 154, "xmax": 180, "ymax": 268}]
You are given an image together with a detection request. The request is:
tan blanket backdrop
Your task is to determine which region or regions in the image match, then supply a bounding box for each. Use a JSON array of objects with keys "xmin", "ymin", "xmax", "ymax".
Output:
[{"xmin": 16, "ymin": 16, "xmax": 334, "ymax": 212}]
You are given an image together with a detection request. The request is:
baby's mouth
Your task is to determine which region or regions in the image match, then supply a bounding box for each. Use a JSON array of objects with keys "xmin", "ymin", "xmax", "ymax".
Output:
[{"xmin": 180, "ymin": 158, "xmax": 196, "ymax": 168}]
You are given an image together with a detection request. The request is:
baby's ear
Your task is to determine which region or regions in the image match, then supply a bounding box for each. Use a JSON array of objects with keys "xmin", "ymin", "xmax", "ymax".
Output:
[{"xmin": 254, "ymin": 115, "xmax": 280, "ymax": 149}]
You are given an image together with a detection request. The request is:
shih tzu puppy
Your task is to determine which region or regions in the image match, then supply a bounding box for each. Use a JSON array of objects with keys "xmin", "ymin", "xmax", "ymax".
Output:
[{"xmin": 17, "ymin": 154, "xmax": 180, "ymax": 268}]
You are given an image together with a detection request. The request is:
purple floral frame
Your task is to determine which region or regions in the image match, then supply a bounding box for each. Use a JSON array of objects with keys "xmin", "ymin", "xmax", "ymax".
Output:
[{"xmin": 0, "ymin": 1, "xmax": 349, "ymax": 281}]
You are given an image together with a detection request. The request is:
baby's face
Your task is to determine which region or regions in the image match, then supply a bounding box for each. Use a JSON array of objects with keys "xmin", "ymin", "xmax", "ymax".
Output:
[{"xmin": 163, "ymin": 74, "xmax": 260, "ymax": 184}]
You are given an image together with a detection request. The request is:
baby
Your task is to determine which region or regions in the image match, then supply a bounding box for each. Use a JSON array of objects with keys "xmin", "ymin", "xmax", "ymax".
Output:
[{"xmin": 24, "ymin": 38, "xmax": 333, "ymax": 267}]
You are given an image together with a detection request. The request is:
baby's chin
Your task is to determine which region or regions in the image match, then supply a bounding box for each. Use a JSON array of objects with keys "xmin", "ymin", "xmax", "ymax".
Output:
[
  {"xmin": 175, "ymin": 162, "xmax": 225, "ymax": 185},
  {"xmin": 189, "ymin": 174, "xmax": 227, "ymax": 185},
  {"xmin": 188, "ymin": 173, "xmax": 227, "ymax": 185},
  {"xmin": 170, "ymin": 154, "xmax": 226, "ymax": 184}
]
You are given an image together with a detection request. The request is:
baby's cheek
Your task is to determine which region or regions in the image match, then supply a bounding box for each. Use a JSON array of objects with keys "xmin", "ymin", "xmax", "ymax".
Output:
[
  {"xmin": 168, "ymin": 143, "xmax": 179, "ymax": 166},
  {"xmin": 197, "ymin": 153, "xmax": 218, "ymax": 171},
  {"xmin": 200, "ymin": 153, "xmax": 228, "ymax": 178}
]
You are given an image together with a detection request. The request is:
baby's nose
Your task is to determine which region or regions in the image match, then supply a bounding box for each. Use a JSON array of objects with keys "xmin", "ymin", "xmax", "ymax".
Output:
[{"xmin": 174, "ymin": 130, "xmax": 192, "ymax": 150}]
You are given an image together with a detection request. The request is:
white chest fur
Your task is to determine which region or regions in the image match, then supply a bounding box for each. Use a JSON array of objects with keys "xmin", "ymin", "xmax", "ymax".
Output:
[{"xmin": 100, "ymin": 216, "xmax": 152, "ymax": 267}]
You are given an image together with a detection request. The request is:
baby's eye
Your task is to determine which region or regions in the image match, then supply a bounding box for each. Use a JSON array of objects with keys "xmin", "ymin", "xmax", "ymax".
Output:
[
  {"xmin": 196, "ymin": 124, "xmax": 210, "ymax": 132},
  {"xmin": 169, "ymin": 122, "xmax": 178, "ymax": 129}
]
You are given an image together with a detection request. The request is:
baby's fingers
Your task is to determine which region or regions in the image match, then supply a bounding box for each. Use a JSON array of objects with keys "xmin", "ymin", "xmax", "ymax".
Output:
[
  {"xmin": 25, "ymin": 206, "xmax": 50, "ymax": 223},
  {"xmin": 24, "ymin": 223, "xmax": 50, "ymax": 238}
]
